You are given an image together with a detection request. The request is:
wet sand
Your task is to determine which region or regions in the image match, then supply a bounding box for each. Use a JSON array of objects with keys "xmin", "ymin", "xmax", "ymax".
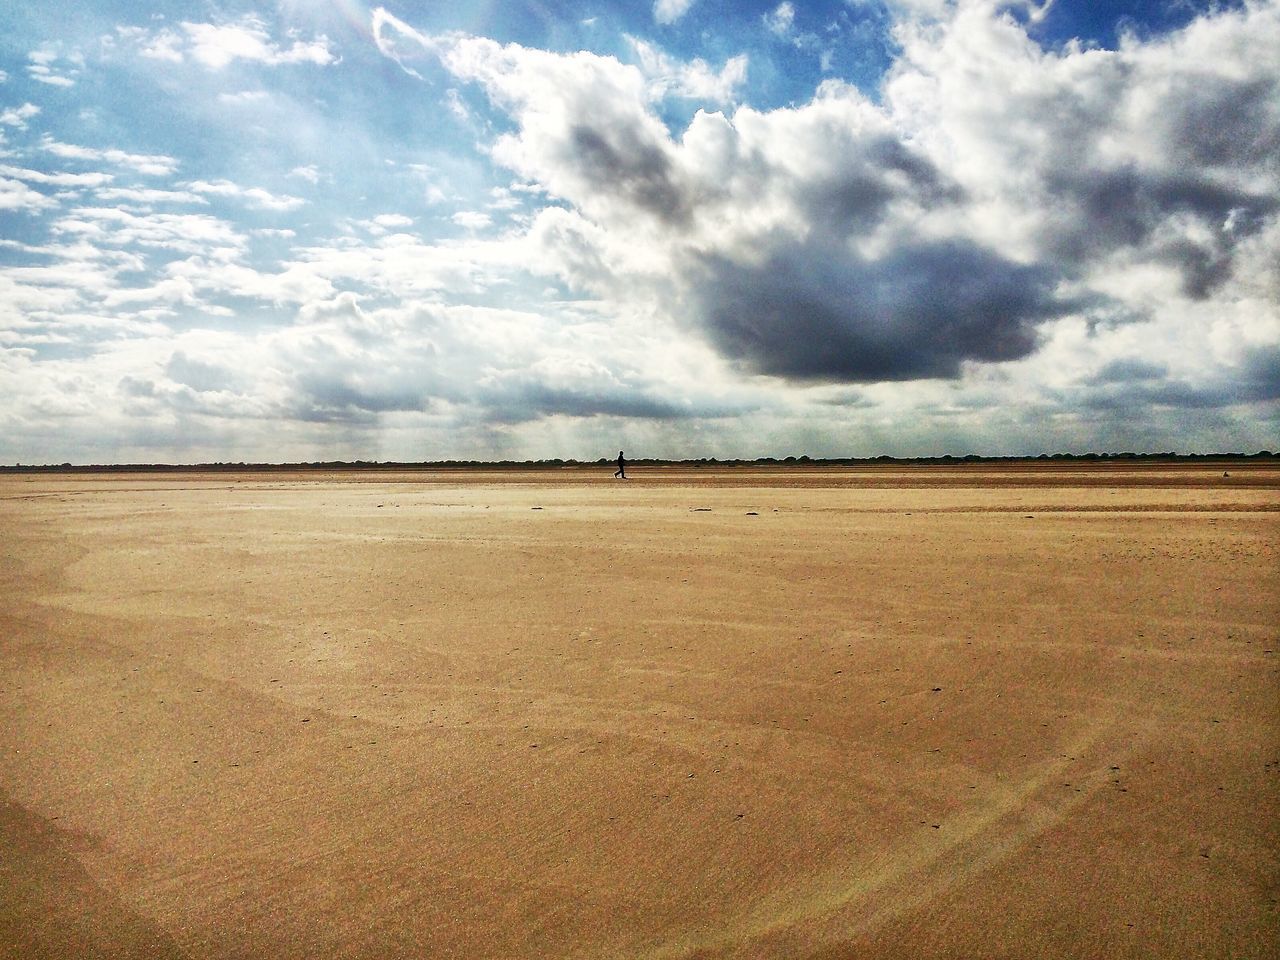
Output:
[{"xmin": 2, "ymin": 464, "xmax": 1277, "ymax": 958}]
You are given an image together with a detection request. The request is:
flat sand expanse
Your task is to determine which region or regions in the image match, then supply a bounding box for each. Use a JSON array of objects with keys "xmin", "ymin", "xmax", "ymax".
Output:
[{"xmin": 2, "ymin": 464, "xmax": 1277, "ymax": 958}]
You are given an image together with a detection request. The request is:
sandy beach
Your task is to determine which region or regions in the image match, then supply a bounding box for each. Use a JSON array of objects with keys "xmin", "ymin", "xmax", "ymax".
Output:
[{"xmin": 2, "ymin": 463, "xmax": 1277, "ymax": 959}]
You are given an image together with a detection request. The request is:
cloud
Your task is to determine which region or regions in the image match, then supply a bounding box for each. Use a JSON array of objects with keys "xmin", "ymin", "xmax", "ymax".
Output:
[
  {"xmin": 163, "ymin": 256, "xmax": 333, "ymax": 305},
  {"xmin": 184, "ymin": 19, "xmax": 336, "ymax": 68},
  {"xmin": 0, "ymin": 164, "xmax": 114, "ymax": 188},
  {"xmin": 691, "ymin": 239, "xmax": 1063, "ymax": 381},
  {"xmin": 477, "ymin": 364, "xmax": 704, "ymax": 423},
  {"xmin": 881, "ymin": 1, "xmax": 1280, "ymax": 295},
  {"xmin": 217, "ymin": 90, "xmax": 270, "ymax": 105},
  {"xmin": 129, "ymin": 18, "xmax": 337, "ymax": 70},
  {"xmin": 0, "ymin": 177, "xmax": 58, "ymax": 213},
  {"xmin": 95, "ymin": 186, "xmax": 209, "ymax": 206},
  {"xmin": 386, "ymin": 3, "xmax": 1280, "ymax": 390},
  {"xmin": 1078, "ymin": 343, "xmax": 1280, "ymax": 414},
  {"xmin": 765, "ymin": 2, "xmax": 796, "ymax": 37},
  {"xmin": 653, "ymin": 0, "xmax": 697, "ymax": 26},
  {"xmin": 52, "ymin": 207, "xmax": 247, "ymax": 257},
  {"xmin": 185, "ymin": 179, "xmax": 306, "ymax": 211},
  {"xmin": 137, "ymin": 28, "xmax": 184, "ymax": 64},
  {"xmin": 27, "ymin": 47, "xmax": 80, "ymax": 87},
  {"xmin": 451, "ymin": 211, "xmax": 493, "ymax": 230},
  {"xmin": 376, "ymin": 30, "xmax": 696, "ymax": 228},
  {"xmin": 355, "ymin": 213, "xmax": 415, "ymax": 236},
  {"xmin": 370, "ymin": 8, "xmax": 433, "ymax": 79},
  {"xmin": 5, "ymin": 2, "xmax": 1277, "ymax": 464},
  {"xmin": 40, "ymin": 137, "xmax": 178, "ymax": 176},
  {"xmin": 626, "ymin": 38, "xmax": 748, "ymax": 104},
  {"xmin": 0, "ymin": 103, "xmax": 40, "ymax": 129}
]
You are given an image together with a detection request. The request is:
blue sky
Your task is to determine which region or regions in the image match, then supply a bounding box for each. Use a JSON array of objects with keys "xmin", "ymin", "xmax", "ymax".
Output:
[{"xmin": 0, "ymin": 0, "xmax": 1275, "ymax": 463}]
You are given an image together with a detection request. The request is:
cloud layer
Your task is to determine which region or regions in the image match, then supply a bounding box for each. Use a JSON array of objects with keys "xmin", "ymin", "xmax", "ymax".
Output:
[
  {"xmin": 0, "ymin": 1, "xmax": 1276, "ymax": 462},
  {"xmin": 376, "ymin": 1, "xmax": 1279, "ymax": 392}
]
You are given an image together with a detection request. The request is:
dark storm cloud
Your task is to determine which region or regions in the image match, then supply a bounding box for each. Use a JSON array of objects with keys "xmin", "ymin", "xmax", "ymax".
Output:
[
  {"xmin": 286, "ymin": 344, "xmax": 733, "ymax": 426},
  {"xmin": 799, "ymin": 136, "xmax": 964, "ymax": 236},
  {"xmin": 292, "ymin": 373, "xmax": 430, "ymax": 421},
  {"xmin": 1080, "ymin": 345, "xmax": 1280, "ymax": 413},
  {"xmin": 568, "ymin": 123, "xmax": 690, "ymax": 225},
  {"xmin": 1239, "ymin": 344, "xmax": 1280, "ymax": 402},
  {"xmin": 1044, "ymin": 168, "xmax": 1277, "ymax": 298},
  {"xmin": 691, "ymin": 239, "xmax": 1066, "ymax": 382},
  {"xmin": 1087, "ymin": 358, "xmax": 1168, "ymax": 385},
  {"xmin": 477, "ymin": 379, "xmax": 740, "ymax": 424},
  {"xmin": 482, "ymin": 387, "xmax": 687, "ymax": 423},
  {"xmin": 1163, "ymin": 74, "xmax": 1280, "ymax": 171}
]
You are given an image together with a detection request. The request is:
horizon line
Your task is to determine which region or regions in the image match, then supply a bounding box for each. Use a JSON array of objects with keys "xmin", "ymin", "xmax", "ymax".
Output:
[{"xmin": 4, "ymin": 451, "xmax": 1278, "ymax": 472}]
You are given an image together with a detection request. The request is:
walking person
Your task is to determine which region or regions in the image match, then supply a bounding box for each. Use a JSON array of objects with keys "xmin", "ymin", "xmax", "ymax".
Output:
[{"xmin": 614, "ymin": 450, "xmax": 627, "ymax": 479}]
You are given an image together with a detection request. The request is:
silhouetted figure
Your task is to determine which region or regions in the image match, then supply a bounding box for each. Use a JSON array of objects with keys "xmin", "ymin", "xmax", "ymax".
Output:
[{"xmin": 614, "ymin": 450, "xmax": 627, "ymax": 479}]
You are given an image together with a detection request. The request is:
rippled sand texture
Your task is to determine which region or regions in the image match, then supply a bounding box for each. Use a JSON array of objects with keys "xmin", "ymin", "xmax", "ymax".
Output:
[{"xmin": 2, "ymin": 465, "xmax": 1277, "ymax": 959}]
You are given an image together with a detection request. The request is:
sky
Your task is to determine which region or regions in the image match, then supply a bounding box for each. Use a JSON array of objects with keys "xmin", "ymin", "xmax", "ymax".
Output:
[{"xmin": 0, "ymin": 0, "xmax": 1277, "ymax": 463}]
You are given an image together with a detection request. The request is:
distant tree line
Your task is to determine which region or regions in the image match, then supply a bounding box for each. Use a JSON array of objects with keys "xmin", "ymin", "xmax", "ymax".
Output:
[{"xmin": 3, "ymin": 450, "xmax": 1276, "ymax": 473}]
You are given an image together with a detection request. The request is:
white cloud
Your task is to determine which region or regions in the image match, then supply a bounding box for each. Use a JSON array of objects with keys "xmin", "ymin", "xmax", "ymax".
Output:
[
  {"xmin": 185, "ymin": 179, "xmax": 306, "ymax": 211},
  {"xmin": 451, "ymin": 211, "xmax": 492, "ymax": 230},
  {"xmin": 487, "ymin": 187, "xmax": 522, "ymax": 211},
  {"xmin": 444, "ymin": 88, "xmax": 471, "ymax": 122},
  {"xmin": 355, "ymin": 213, "xmax": 416, "ymax": 236},
  {"xmin": 765, "ymin": 2, "xmax": 796, "ymax": 36},
  {"xmin": 653, "ymin": 0, "xmax": 697, "ymax": 26},
  {"xmin": 182, "ymin": 19, "xmax": 336, "ymax": 69},
  {"xmin": 370, "ymin": 7, "xmax": 433, "ymax": 79},
  {"xmin": 126, "ymin": 18, "xmax": 335, "ymax": 69},
  {"xmin": 288, "ymin": 164, "xmax": 320, "ymax": 184},
  {"xmin": 218, "ymin": 90, "xmax": 270, "ymax": 104},
  {"xmin": 135, "ymin": 28, "xmax": 184, "ymax": 63},
  {"xmin": 40, "ymin": 137, "xmax": 178, "ymax": 176},
  {"xmin": 4, "ymin": 2, "xmax": 1277, "ymax": 464},
  {"xmin": 27, "ymin": 47, "xmax": 80, "ymax": 87},
  {"xmin": 0, "ymin": 164, "xmax": 114, "ymax": 188},
  {"xmin": 373, "ymin": 28, "xmax": 689, "ymax": 232},
  {"xmin": 384, "ymin": 2, "xmax": 1280, "ymax": 408},
  {"xmin": 53, "ymin": 206, "xmax": 248, "ymax": 257},
  {"xmin": 95, "ymin": 186, "xmax": 209, "ymax": 205},
  {"xmin": 163, "ymin": 256, "xmax": 335, "ymax": 305},
  {"xmin": 0, "ymin": 177, "xmax": 57, "ymax": 212},
  {"xmin": 0, "ymin": 103, "xmax": 40, "ymax": 129},
  {"xmin": 627, "ymin": 38, "xmax": 748, "ymax": 103}
]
